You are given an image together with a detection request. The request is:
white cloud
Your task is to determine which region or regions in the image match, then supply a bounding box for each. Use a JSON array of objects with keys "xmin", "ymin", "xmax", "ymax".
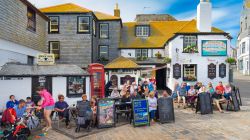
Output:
[{"xmin": 28, "ymin": 0, "xmax": 174, "ymax": 22}]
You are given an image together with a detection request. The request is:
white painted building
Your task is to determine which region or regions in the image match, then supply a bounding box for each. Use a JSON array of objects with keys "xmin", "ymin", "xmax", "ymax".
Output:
[
  {"xmin": 237, "ymin": 0, "xmax": 250, "ymax": 75},
  {"xmin": 0, "ymin": 64, "xmax": 90, "ymax": 110},
  {"xmin": 118, "ymin": 0, "xmax": 232, "ymax": 90}
]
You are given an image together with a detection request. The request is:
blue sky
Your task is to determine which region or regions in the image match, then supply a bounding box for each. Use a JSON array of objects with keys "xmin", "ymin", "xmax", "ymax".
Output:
[{"xmin": 28, "ymin": 0, "xmax": 244, "ymax": 46}]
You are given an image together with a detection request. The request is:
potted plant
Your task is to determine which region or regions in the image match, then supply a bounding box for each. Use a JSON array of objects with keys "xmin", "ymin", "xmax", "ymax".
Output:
[
  {"xmin": 225, "ymin": 57, "xmax": 236, "ymax": 65},
  {"xmin": 98, "ymin": 56, "xmax": 109, "ymax": 62},
  {"xmin": 136, "ymin": 56, "xmax": 142, "ymax": 61},
  {"xmin": 155, "ymin": 52, "xmax": 162, "ymax": 59},
  {"xmin": 163, "ymin": 57, "xmax": 171, "ymax": 63},
  {"xmin": 183, "ymin": 45, "xmax": 198, "ymax": 53}
]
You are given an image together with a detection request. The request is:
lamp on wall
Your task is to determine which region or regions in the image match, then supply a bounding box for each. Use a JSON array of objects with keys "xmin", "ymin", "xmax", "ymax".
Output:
[{"xmin": 176, "ymin": 48, "xmax": 179, "ymax": 53}]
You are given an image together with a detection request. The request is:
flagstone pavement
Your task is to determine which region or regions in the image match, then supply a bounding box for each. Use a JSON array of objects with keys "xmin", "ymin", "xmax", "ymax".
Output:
[{"xmin": 40, "ymin": 98, "xmax": 250, "ymax": 140}]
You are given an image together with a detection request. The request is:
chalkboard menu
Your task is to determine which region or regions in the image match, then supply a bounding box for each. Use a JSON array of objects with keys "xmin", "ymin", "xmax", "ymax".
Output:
[
  {"xmin": 219, "ymin": 63, "xmax": 226, "ymax": 78},
  {"xmin": 120, "ymin": 75, "xmax": 135, "ymax": 85},
  {"xmin": 97, "ymin": 99, "xmax": 115, "ymax": 128},
  {"xmin": 173, "ymin": 63, "xmax": 181, "ymax": 79},
  {"xmin": 132, "ymin": 99, "xmax": 150, "ymax": 127},
  {"xmin": 208, "ymin": 63, "xmax": 216, "ymax": 79},
  {"xmin": 158, "ymin": 97, "xmax": 175, "ymax": 123}
]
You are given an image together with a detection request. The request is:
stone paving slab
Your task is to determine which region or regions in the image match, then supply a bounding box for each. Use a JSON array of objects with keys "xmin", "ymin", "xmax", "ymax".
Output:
[{"xmin": 42, "ymin": 101, "xmax": 250, "ymax": 140}]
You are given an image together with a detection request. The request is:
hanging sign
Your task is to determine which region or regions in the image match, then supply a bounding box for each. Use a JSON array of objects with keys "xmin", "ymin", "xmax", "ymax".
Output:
[
  {"xmin": 173, "ymin": 63, "xmax": 181, "ymax": 79},
  {"xmin": 208, "ymin": 63, "xmax": 216, "ymax": 79},
  {"xmin": 219, "ymin": 63, "xmax": 227, "ymax": 78},
  {"xmin": 37, "ymin": 54, "xmax": 55, "ymax": 65}
]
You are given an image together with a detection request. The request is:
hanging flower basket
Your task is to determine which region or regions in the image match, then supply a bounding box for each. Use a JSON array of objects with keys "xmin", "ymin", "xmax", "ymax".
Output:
[{"xmin": 183, "ymin": 45, "xmax": 198, "ymax": 53}]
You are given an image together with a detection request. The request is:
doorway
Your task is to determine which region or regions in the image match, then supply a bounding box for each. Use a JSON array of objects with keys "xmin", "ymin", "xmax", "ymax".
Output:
[
  {"xmin": 156, "ymin": 68, "xmax": 166, "ymax": 90},
  {"xmin": 31, "ymin": 76, "xmax": 52, "ymax": 104}
]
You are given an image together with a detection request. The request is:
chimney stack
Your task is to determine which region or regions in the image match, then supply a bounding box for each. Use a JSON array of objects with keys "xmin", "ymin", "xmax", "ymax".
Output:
[
  {"xmin": 197, "ymin": 0, "xmax": 212, "ymax": 32},
  {"xmin": 114, "ymin": 3, "xmax": 120, "ymax": 17}
]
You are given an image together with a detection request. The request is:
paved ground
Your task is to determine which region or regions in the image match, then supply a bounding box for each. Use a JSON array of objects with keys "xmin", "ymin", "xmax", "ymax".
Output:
[
  {"xmin": 38, "ymin": 71, "xmax": 250, "ymax": 140},
  {"xmin": 233, "ymin": 71, "xmax": 250, "ymax": 98}
]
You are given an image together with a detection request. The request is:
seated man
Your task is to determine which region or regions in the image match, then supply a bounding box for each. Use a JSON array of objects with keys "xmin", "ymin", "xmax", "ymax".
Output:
[
  {"xmin": 214, "ymin": 81, "xmax": 226, "ymax": 113},
  {"xmin": 54, "ymin": 95, "xmax": 70, "ymax": 129},
  {"xmin": 76, "ymin": 94, "xmax": 92, "ymax": 132},
  {"xmin": 224, "ymin": 83, "xmax": 232, "ymax": 101},
  {"xmin": 6, "ymin": 95, "xmax": 19, "ymax": 109},
  {"xmin": 14, "ymin": 99, "xmax": 27, "ymax": 119},
  {"xmin": 177, "ymin": 83, "xmax": 187, "ymax": 109}
]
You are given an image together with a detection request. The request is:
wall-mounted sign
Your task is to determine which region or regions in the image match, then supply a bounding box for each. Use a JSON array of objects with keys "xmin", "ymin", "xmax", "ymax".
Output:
[
  {"xmin": 219, "ymin": 63, "xmax": 227, "ymax": 78},
  {"xmin": 202, "ymin": 40, "xmax": 227, "ymax": 56},
  {"xmin": 208, "ymin": 63, "xmax": 216, "ymax": 79},
  {"xmin": 37, "ymin": 54, "xmax": 55, "ymax": 65},
  {"xmin": 173, "ymin": 63, "xmax": 181, "ymax": 79}
]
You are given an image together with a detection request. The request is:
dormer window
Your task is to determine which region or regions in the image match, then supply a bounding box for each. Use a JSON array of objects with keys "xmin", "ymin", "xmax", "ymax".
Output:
[{"xmin": 136, "ymin": 25, "xmax": 150, "ymax": 37}]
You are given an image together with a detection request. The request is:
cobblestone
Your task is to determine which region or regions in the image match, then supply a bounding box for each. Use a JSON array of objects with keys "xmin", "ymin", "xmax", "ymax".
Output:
[{"xmin": 41, "ymin": 99, "xmax": 250, "ymax": 140}]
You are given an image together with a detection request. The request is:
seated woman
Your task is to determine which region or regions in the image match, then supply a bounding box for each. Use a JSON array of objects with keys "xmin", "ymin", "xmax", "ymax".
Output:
[
  {"xmin": 90, "ymin": 96, "xmax": 97, "ymax": 127},
  {"xmin": 224, "ymin": 83, "xmax": 232, "ymax": 101},
  {"xmin": 187, "ymin": 85, "xmax": 197, "ymax": 106},
  {"xmin": 54, "ymin": 95, "xmax": 70, "ymax": 129},
  {"xmin": 110, "ymin": 87, "xmax": 120, "ymax": 98},
  {"xmin": 6, "ymin": 95, "xmax": 19, "ymax": 109},
  {"xmin": 171, "ymin": 82, "xmax": 180, "ymax": 100},
  {"xmin": 148, "ymin": 92, "xmax": 157, "ymax": 124}
]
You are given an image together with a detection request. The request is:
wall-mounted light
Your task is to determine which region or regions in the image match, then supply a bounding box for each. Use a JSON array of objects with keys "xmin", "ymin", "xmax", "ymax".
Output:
[{"xmin": 176, "ymin": 48, "xmax": 179, "ymax": 53}]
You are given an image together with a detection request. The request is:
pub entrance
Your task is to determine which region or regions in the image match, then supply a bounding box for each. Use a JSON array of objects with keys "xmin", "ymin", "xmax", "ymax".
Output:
[
  {"xmin": 156, "ymin": 67, "xmax": 166, "ymax": 90},
  {"xmin": 31, "ymin": 76, "xmax": 52, "ymax": 104}
]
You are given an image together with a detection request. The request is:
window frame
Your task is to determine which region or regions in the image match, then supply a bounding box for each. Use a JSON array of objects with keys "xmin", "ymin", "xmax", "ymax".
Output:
[
  {"xmin": 99, "ymin": 23, "xmax": 109, "ymax": 39},
  {"xmin": 27, "ymin": 56, "xmax": 34, "ymax": 65},
  {"xmin": 48, "ymin": 16, "xmax": 59, "ymax": 34},
  {"xmin": 135, "ymin": 49, "xmax": 148, "ymax": 58},
  {"xmin": 183, "ymin": 64, "xmax": 197, "ymax": 82},
  {"xmin": 49, "ymin": 41, "xmax": 60, "ymax": 59},
  {"xmin": 93, "ymin": 19, "xmax": 96, "ymax": 36},
  {"xmin": 183, "ymin": 35, "xmax": 198, "ymax": 53},
  {"xmin": 135, "ymin": 25, "xmax": 150, "ymax": 37},
  {"xmin": 66, "ymin": 76, "xmax": 86, "ymax": 98},
  {"xmin": 242, "ymin": 42, "xmax": 246, "ymax": 54},
  {"xmin": 27, "ymin": 7, "xmax": 36, "ymax": 32},
  {"xmin": 99, "ymin": 45, "xmax": 109, "ymax": 59},
  {"xmin": 77, "ymin": 16, "xmax": 90, "ymax": 34}
]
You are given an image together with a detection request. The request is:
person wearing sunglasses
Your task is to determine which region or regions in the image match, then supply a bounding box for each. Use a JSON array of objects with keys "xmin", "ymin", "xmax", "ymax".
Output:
[{"xmin": 54, "ymin": 94, "xmax": 70, "ymax": 129}]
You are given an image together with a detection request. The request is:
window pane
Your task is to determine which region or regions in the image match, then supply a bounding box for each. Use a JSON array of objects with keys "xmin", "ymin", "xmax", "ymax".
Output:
[
  {"xmin": 50, "ymin": 42, "xmax": 60, "ymax": 59},
  {"xmin": 135, "ymin": 49, "xmax": 141, "ymax": 57},
  {"xmin": 78, "ymin": 17, "xmax": 89, "ymax": 32},
  {"xmin": 27, "ymin": 8, "xmax": 36, "ymax": 31},
  {"xmin": 136, "ymin": 26, "xmax": 149, "ymax": 37},
  {"xmin": 100, "ymin": 24, "xmax": 109, "ymax": 38},
  {"xmin": 99, "ymin": 46, "xmax": 108, "ymax": 58}
]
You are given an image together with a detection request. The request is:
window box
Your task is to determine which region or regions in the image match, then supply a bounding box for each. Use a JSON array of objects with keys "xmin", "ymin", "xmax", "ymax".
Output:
[
  {"xmin": 136, "ymin": 56, "xmax": 148, "ymax": 61},
  {"xmin": 183, "ymin": 45, "xmax": 199, "ymax": 53}
]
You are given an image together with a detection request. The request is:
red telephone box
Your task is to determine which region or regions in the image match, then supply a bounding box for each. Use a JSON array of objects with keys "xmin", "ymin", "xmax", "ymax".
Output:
[{"xmin": 88, "ymin": 63, "xmax": 105, "ymax": 98}]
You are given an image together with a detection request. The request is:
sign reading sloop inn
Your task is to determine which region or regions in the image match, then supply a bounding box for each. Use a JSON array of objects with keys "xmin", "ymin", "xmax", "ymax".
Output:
[
  {"xmin": 37, "ymin": 54, "xmax": 55, "ymax": 65},
  {"xmin": 202, "ymin": 40, "xmax": 227, "ymax": 56}
]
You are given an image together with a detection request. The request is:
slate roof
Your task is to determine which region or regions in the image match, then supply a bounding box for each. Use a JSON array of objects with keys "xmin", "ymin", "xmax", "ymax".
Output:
[
  {"xmin": 94, "ymin": 11, "xmax": 120, "ymax": 21},
  {"xmin": 119, "ymin": 19, "xmax": 228, "ymax": 49},
  {"xmin": 0, "ymin": 63, "xmax": 89, "ymax": 76},
  {"xmin": 105, "ymin": 56, "xmax": 139, "ymax": 69},
  {"xmin": 39, "ymin": 3, "xmax": 92, "ymax": 13}
]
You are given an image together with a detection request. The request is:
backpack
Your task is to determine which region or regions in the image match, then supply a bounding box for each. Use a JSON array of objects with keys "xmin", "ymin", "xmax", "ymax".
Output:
[
  {"xmin": 1, "ymin": 108, "xmax": 17, "ymax": 124},
  {"xmin": 27, "ymin": 115, "xmax": 40, "ymax": 130}
]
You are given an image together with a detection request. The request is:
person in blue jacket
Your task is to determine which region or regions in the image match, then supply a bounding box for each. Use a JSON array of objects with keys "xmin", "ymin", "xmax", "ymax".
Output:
[{"xmin": 6, "ymin": 95, "xmax": 19, "ymax": 109}]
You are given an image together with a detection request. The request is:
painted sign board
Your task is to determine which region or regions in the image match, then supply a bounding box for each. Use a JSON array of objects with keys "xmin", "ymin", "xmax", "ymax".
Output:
[
  {"xmin": 202, "ymin": 40, "xmax": 227, "ymax": 56},
  {"xmin": 37, "ymin": 54, "xmax": 55, "ymax": 65},
  {"xmin": 132, "ymin": 99, "xmax": 150, "ymax": 127}
]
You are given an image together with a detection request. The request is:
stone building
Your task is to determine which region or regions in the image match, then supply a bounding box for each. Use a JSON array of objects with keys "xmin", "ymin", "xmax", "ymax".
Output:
[
  {"xmin": 40, "ymin": 3, "xmax": 122, "ymax": 68},
  {"xmin": 237, "ymin": 0, "xmax": 250, "ymax": 75},
  {"xmin": 0, "ymin": 0, "xmax": 48, "ymax": 67}
]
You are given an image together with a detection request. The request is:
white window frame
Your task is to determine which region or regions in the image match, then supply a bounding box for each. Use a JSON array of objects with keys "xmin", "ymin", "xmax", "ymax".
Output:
[
  {"xmin": 49, "ymin": 41, "xmax": 60, "ymax": 59},
  {"xmin": 242, "ymin": 42, "xmax": 246, "ymax": 54},
  {"xmin": 136, "ymin": 26, "xmax": 150, "ymax": 37},
  {"xmin": 100, "ymin": 23, "xmax": 109, "ymax": 39},
  {"xmin": 99, "ymin": 45, "xmax": 109, "ymax": 58},
  {"xmin": 183, "ymin": 35, "xmax": 197, "ymax": 49},
  {"xmin": 49, "ymin": 17, "xmax": 59, "ymax": 33},
  {"xmin": 135, "ymin": 49, "xmax": 148, "ymax": 58},
  {"xmin": 78, "ymin": 16, "xmax": 90, "ymax": 33}
]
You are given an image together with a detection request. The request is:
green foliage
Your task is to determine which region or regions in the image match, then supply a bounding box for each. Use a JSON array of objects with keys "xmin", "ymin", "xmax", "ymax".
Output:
[
  {"xmin": 183, "ymin": 45, "xmax": 198, "ymax": 53},
  {"xmin": 136, "ymin": 56, "xmax": 148, "ymax": 61},
  {"xmin": 163, "ymin": 57, "xmax": 171, "ymax": 63},
  {"xmin": 225, "ymin": 57, "xmax": 236, "ymax": 64},
  {"xmin": 154, "ymin": 52, "xmax": 162, "ymax": 59}
]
